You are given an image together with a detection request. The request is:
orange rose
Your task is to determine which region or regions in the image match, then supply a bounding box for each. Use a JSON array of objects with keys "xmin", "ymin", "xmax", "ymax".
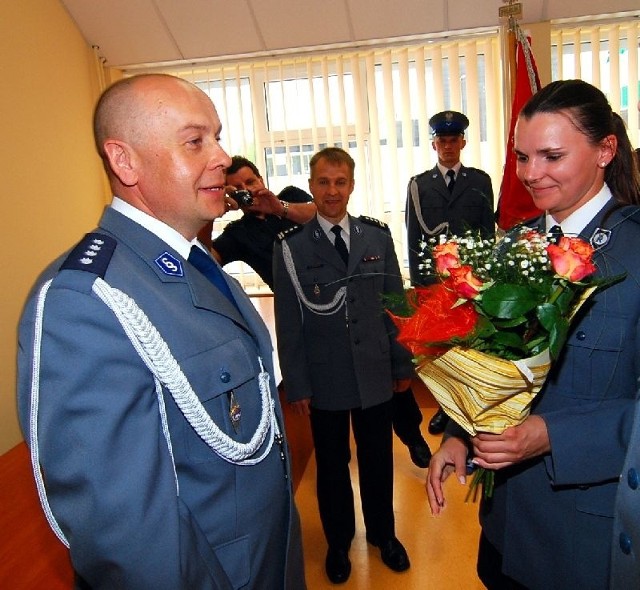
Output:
[
  {"xmin": 547, "ymin": 237, "xmax": 597, "ymax": 282},
  {"xmin": 433, "ymin": 241, "xmax": 460, "ymax": 276},
  {"xmin": 448, "ymin": 266, "xmax": 484, "ymax": 299}
]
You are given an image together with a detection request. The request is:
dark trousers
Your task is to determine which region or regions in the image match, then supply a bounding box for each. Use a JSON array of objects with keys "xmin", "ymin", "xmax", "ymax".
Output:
[
  {"xmin": 310, "ymin": 401, "xmax": 395, "ymax": 550},
  {"xmin": 391, "ymin": 386, "xmax": 424, "ymax": 445},
  {"xmin": 477, "ymin": 532, "xmax": 529, "ymax": 590}
]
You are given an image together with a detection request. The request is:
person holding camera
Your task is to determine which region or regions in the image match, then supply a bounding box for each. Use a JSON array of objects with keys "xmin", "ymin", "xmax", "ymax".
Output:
[{"xmin": 198, "ymin": 156, "xmax": 316, "ymax": 289}]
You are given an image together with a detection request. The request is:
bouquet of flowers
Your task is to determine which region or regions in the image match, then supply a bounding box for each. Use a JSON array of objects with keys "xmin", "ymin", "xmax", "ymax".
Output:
[{"xmin": 387, "ymin": 228, "xmax": 622, "ymax": 499}]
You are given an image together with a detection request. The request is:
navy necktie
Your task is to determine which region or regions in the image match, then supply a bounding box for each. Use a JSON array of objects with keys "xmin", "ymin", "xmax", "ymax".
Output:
[
  {"xmin": 548, "ymin": 225, "xmax": 564, "ymax": 244},
  {"xmin": 188, "ymin": 246, "xmax": 238, "ymax": 309},
  {"xmin": 331, "ymin": 225, "xmax": 349, "ymax": 266},
  {"xmin": 446, "ymin": 169, "xmax": 456, "ymax": 193}
]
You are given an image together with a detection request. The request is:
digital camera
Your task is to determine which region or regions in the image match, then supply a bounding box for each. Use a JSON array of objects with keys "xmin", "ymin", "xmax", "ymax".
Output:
[{"xmin": 229, "ymin": 189, "xmax": 254, "ymax": 207}]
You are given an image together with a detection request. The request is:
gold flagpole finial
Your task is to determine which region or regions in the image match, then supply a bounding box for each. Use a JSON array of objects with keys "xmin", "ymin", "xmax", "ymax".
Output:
[{"xmin": 499, "ymin": 0, "xmax": 523, "ymax": 32}]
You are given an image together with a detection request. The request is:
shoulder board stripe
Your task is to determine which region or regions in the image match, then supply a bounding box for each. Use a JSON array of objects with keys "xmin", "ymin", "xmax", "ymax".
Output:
[{"xmin": 60, "ymin": 233, "xmax": 116, "ymax": 278}]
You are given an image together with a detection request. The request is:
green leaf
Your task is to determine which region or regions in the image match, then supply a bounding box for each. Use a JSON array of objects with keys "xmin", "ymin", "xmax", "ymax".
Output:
[
  {"xmin": 491, "ymin": 330, "xmax": 524, "ymax": 348},
  {"xmin": 381, "ymin": 290, "xmax": 413, "ymax": 317},
  {"xmin": 492, "ymin": 315, "xmax": 528, "ymax": 328},
  {"xmin": 589, "ymin": 272, "xmax": 627, "ymax": 290},
  {"xmin": 480, "ymin": 283, "xmax": 540, "ymax": 319},
  {"xmin": 553, "ymin": 284, "xmax": 578, "ymax": 315},
  {"xmin": 537, "ymin": 302, "xmax": 561, "ymax": 331},
  {"xmin": 548, "ymin": 318, "xmax": 569, "ymax": 360},
  {"xmin": 473, "ymin": 316, "xmax": 497, "ymax": 338}
]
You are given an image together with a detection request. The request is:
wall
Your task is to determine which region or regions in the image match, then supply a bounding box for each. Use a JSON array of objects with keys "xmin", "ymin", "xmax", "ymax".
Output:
[{"xmin": 0, "ymin": 0, "xmax": 108, "ymax": 454}]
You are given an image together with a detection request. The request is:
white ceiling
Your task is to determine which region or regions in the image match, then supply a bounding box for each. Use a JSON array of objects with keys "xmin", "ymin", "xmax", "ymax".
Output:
[{"xmin": 59, "ymin": 0, "xmax": 640, "ymax": 69}]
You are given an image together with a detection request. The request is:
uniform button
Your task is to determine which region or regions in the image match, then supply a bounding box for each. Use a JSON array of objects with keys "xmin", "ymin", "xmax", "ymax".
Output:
[
  {"xmin": 575, "ymin": 331, "xmax": 586, "ymax": 341},
  {"xmin": 220, "ymin": 371, "xmax": 231, "ymax": 383},
  {"xmin": 620, "ymin": 532, "xmax": 632, "ymax": 555},
  {"xmin": 351, "ymin": 318, "xmax": 358, "ymax": 324},
  {"xmin": 354, "ymin": 339, "xmax": 361, "ymax": 345},
  {"xmin": 628, "ymin": 468, "xmax": 639, "ymax": 490}
]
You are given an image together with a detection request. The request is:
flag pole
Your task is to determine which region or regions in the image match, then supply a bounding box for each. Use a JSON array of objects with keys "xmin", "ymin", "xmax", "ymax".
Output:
[
  {"xmin": 496, "ymin": 1, "xmax": 544, "ymax": 230},
  {"xmin": 499, "ymin": 1, "xmax": 522, "ymax": 139}
]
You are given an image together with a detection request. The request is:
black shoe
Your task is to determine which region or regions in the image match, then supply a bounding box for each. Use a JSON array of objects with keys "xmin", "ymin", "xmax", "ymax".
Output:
[
  {"xmin": 325, "ymin": 547, "xmax": 351, "ymax": 584},
  {"xmin": 408, "ymin": 439, "xmax": 432, "ymax": 468},
  {"xmin": 367, "ymin": 536, "xmax": 410, "ymax": 572},
  {"xmin": 428, "ymin": 408, "xmax": 449, "ymax": 435}
]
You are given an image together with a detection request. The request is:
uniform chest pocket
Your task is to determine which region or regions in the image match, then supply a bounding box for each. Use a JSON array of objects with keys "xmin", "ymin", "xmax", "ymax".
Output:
[
  {"xmin": 562, "ymin": 312, "xmax": 627, "ymax": 400},
  {"xmin": 359, "ymin": 256, "xmax": 385, "ymax": 275},
  {"xmin": 297, "ymin": 266, "xmax": 344, "ymax": 301},
  {"xmin": 178, "ymin": 337, "xmax": 260, "ymax": 462},
  {"xmin": 181, "ymin": 337, "xmax": 255, "ymax": 403}
]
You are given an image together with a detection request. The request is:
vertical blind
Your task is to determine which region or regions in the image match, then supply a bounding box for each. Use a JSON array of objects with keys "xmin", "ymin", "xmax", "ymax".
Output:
[
  {"xmin": 162, "ymin": 34, "xmax": 503, "ymax": 290},
  {"xmin": 148, "ymin": 17, "xmax": 639, "ymax": 291},
  {"xmin": 552, "ymin": 19, "xmax": 640, "ymax": 149}
]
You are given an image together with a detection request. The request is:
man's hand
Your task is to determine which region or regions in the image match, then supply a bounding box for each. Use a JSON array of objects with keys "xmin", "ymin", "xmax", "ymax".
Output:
[
  {"xmin": 222, "ymin": 186, "xmax": 241, "ymax": 213},
  {"xmin": 471, "ymin": 415, "xmax": 550, "ymax": 470},
  {"xmin": 393, "ymin": 378, "xmax": 413, "ymax": 392},
  {"xmin": 289, "ymin": 398, "xmax": 311, "ymax": 416},
  {"xmin": 426, "ymin": 436, "xmax": 468, "ymax": 515},
  {"xmin": 244, "ymin": 189, "xmax": 282, "ymax": 216},
  {"xmin": 243, "ymin": 188, "xmax": 316, "ymax": 223}
]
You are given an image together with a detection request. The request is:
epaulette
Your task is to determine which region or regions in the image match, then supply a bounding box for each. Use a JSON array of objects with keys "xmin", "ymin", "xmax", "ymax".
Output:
[
  {"xmin": 466, "ymin": 167, "xmax": 491, "ymax": 178},
  {"xmin": 59, "ymin": 232, "xmax": 116, "ymax": 278},
  {"xmin": 614, "ymin": 205, "xmax": 640, "ymax": 225},
  {"xmin": 412, "ymin": 170, "xmax": 430, "ymax": 181},
  {"xmin": 276, "ymin": 224, "xmax": 304, "ymax": 242},
  {"xmin": 358, "ymin": 215, "xmax": 390, "ymax": 233}
]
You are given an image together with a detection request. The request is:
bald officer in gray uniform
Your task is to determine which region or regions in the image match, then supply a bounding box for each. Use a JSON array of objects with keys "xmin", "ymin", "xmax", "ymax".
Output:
[
  {"xmin": 406, "ymin": 110, "xmax": 495, "ymax": 435},
  {"xmin": 17, "ymin": 74, "xmax": 304, "ymax": 590}
]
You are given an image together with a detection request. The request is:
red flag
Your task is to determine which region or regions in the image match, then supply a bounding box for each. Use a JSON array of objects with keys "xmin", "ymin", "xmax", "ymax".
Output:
[{"xmin": 496, "ymin": 31, "xmax": 542, "ymax": 230}]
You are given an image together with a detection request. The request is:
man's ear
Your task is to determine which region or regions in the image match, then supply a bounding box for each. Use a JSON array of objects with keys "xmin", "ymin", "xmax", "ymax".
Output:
[{"xmin": 103, "ymin": 139, "xmax": 138, "ymax": 187}]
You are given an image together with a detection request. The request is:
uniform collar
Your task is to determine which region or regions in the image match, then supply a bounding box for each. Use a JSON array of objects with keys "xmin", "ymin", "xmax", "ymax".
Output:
[
  {"xmin": 436, "ymin": 162, "xmax": 462, "ymax": 178},
  {"xmin": 545, "ymin": 183, "xmax": 612, "ymax": 236},
  {"xmin": 110, "ymin": 196, "xmax": 194, "ymax": 259},
  {"xmin": 316, "ymin": 213, "xmax": 350, "ymax": 237}
]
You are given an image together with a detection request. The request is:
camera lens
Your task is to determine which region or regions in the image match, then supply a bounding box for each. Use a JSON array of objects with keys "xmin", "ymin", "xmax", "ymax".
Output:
[{"xmin": 231, "ymin": 190, "xmax": 253, "ymax": 207}]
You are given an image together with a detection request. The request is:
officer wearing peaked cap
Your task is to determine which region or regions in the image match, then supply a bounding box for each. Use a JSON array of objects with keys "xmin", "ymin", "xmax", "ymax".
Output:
[{"xmin": 405, "ymin": 110, "xmax": 496, "ymax": 435}]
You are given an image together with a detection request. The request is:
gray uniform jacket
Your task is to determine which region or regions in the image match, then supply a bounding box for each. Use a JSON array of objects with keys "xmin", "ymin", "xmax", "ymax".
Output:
[
  {"xmin": 17, "ymin": 206, "xmax": 305, "ymax": 590},
  {"xmin": 273, "ymin": 214, "xmax": 414, "ymax": 411}
]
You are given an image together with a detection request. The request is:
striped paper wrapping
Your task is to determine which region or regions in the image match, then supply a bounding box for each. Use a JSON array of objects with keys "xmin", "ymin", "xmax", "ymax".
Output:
[{"xmin": 417, "ymin": 347, "xmax": 551, "ymax": 436}]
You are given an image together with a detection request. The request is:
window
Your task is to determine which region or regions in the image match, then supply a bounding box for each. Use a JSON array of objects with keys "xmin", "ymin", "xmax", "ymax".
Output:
[
  {"xmin": 136, "ymin": 16, "xmax": 639, "ymax": 292},
  {"xmin": 551, "ymin": 19, "xmax": 640, "ymax": 146},
  {"xmin": 156, "ymin": 34, "xmax": 505, "ymax": 290}
]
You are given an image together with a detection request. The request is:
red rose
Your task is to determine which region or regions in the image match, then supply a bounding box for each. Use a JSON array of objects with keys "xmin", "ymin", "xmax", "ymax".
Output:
[
  {"xmin": 547, "ymin": 237, "xmax": 597, "ymax": 282},
  {"xmin": 448, "ymin": 265, "xmax": 484, "ymax": 299},
  {"xmin": 433, "ymin": 241, "xmax": 461, "ymax": 276}
]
